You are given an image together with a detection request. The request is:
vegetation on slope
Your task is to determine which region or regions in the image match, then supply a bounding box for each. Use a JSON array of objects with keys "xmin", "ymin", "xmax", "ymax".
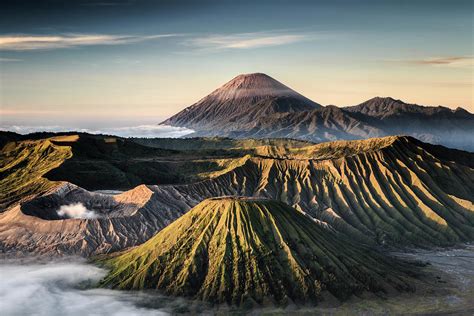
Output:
[
  {"xmin": 99, "ymin": 197, "xmax": 417, "ymax": 306},
  {"xmin": 1, "ymin": 132, "xmax": 472, "ymax": 254},
  {"xmin": 141, "ymin": 136, "xmax": 474, "ymax": 247},
  {"xmin": 1, "ymin": 132, "xmax": 291, "ymax": 202},
  {"xmin": 0, "ymin": 138, "xmax": 72, "ymax": 210},
  {"xmin": 131, "ymin": 137, "xmax": 311, "ymax": 152},
  {"xmin": 44, "ymin": 134, "xmax": 314, "ymax": 190}
]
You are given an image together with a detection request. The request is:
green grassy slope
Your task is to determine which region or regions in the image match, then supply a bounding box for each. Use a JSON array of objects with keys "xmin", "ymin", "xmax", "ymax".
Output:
[
  {"xmin": 2, "ymin": 132, "xmax": 472, "ymax": 250},
  {"xmin": 131, "ymin": 137, "xmax": 311, "ymax": 151},
  {"xmin": 44, "ymin": 135, "xmax": 309, "ymax": 190},
  {"xmin": 0, "ymin": 133, "xmax": 261, "ymax": 204},
  {"xmin": 0, "ymin": 138, "xmax": 72, "ymax": 210},
  {"xmin": 144, "ymin": 136, "xmax": 474, "ymax": 247},
  {"xmin": 99, "ymin": 197, "xmax": 417, "ymax": 306}
]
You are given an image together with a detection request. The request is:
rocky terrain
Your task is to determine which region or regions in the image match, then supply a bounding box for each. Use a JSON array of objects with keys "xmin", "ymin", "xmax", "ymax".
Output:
[
  {"xmin": 162, "ymin": 73, "xmax": 474, "ymax": 151},
  {"xmin": 0, "ymin": 132, "xmax": 473, "ymax": 257},
  {"xmin": 144, "ymin": 135, "xmax": 474, "ymax": 247},
  {"xmin": 0, "ymin": 183, "xmax": 186, "ymax": 256},
  {"xmin": 99, "ymin": 197, "xmax": 417, "ymax": 306}
]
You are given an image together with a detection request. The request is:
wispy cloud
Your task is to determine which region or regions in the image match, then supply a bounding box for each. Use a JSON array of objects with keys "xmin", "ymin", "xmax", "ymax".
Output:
[
  {"xmin": 1, "ymin": 31, "xmax": 315, "ymax": 52},
  {"xmin": 387, "ymin": 56, "xmax": 474, "ymax": 68},
  {"xmin": 0, "ymin": 33, "xmax": 177, "ymax": 51},
  {"xmin": 187, "ymin": 32, "xmax": 311, "ymax": 50},
  {"xmin": 0, "ymin": 57, "xmax": 22, "ymax": 62}
]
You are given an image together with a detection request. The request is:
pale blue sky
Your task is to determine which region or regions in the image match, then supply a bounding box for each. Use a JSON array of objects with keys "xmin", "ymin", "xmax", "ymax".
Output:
[{"xmin": 0, "ymin": 0, "xmax": 472, "ymax": 128}]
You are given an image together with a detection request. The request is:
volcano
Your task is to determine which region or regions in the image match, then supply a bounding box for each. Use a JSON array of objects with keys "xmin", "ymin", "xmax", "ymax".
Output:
[
  {"xmin": 99, "ymin": 197, "xmax": 416, "ymax": 305},
  {"xmin": 161, "ymin": 73, "xmax": 321, "ymax": 132}
]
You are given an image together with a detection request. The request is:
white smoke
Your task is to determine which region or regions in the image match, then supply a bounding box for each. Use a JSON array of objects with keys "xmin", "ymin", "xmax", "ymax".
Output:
[{"xmin": 57, "ymin": 203, "xmax": 97, "ymax": 219}]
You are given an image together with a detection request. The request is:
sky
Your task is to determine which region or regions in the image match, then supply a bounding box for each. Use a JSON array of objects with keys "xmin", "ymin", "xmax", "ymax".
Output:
[{"xmin": 0, "ymin": 0, "xmax": 473, "ymax": 131}]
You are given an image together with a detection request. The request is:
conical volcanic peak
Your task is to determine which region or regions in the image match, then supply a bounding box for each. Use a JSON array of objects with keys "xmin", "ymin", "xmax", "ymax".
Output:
[
  {"xmin": 207, "ymin": 73, "xmax": 311, "ymax": 102},
  {"xmin": 161, "ymin": 73, "xmax": 321, "ymax": 131},
  {"xmin": 100, "ymin": 197, "xmax": 416, "ymax": 306}
]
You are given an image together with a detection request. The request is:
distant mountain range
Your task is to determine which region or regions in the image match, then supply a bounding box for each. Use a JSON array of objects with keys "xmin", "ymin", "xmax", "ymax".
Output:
[{"xmin": 162, "ymin": 73, "xmax": 474, "ymax": 151}]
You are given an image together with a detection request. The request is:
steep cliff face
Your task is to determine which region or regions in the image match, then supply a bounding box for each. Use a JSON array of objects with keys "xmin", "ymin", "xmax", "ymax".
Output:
[{"xmin": 100, "ymin": 198, "xmax": 416, "ymax": 306}]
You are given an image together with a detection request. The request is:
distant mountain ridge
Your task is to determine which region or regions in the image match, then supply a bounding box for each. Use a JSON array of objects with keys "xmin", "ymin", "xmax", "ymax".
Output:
[
  {"xmin": 344, "ymin": 96, "xmax": 468, "ymax": 118},
  {"xmin": 162, "ymin": 74, "xmax": 474, "ymax": 151}
]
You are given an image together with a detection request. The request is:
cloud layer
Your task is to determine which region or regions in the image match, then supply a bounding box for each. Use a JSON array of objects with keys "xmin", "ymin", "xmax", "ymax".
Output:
[
  {"xmin": 0, "ymin": 262, "xmax": 168, "ymax": 316},
  {"xmin": 87, "ymin": 124, "xmax": 195, "ymax": 138},
  {"xmin": 0, "ymin": 34, "xmax": 176, "ymax": 51},
  {"xmin": 0, "ymin": 124, "xmax": 194, "ymax": 138},
  {"xmin": 0, "ymin": 57, "xmax": 21, "ymax": 62}
]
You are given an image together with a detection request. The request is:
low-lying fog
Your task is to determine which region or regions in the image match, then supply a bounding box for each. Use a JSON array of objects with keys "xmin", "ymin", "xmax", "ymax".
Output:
[
  {"xmin": 0, "ymin": 261, "xmax": 168, "ymax": 316},
  {"xmin": 1, "ymin": 245, "xmax": 473, "ymax": 315},
  {"xmin": 0, "ymin": 124, "xmax": 194, "ymax": 138}
]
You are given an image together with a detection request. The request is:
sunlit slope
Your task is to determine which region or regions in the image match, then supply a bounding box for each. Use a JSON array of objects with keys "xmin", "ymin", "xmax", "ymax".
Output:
[
  {"xmin": 0, "ymin": 138, "xmax": 72, "ymax": 209},
  {"xmin": 132, "ymin": 137, "xmax": 311, "ymax": 151},
  {"xmin": 1, "ymin": 133, "xmax": 472, "ymax": 255},
  {"xmin": 0, "ymin": 133, "xmax": 296, "ymax": 209},
  {"xmin": 100, "ymin": 198, "xmax": 415, "ymax": 305},
  {"xmin": 0, "ymin": 183, "xmax": 184, "ymax": 256},
  {"xmin": 148, "ymin": 136, "xmax": 474, "ymax": 247}
]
